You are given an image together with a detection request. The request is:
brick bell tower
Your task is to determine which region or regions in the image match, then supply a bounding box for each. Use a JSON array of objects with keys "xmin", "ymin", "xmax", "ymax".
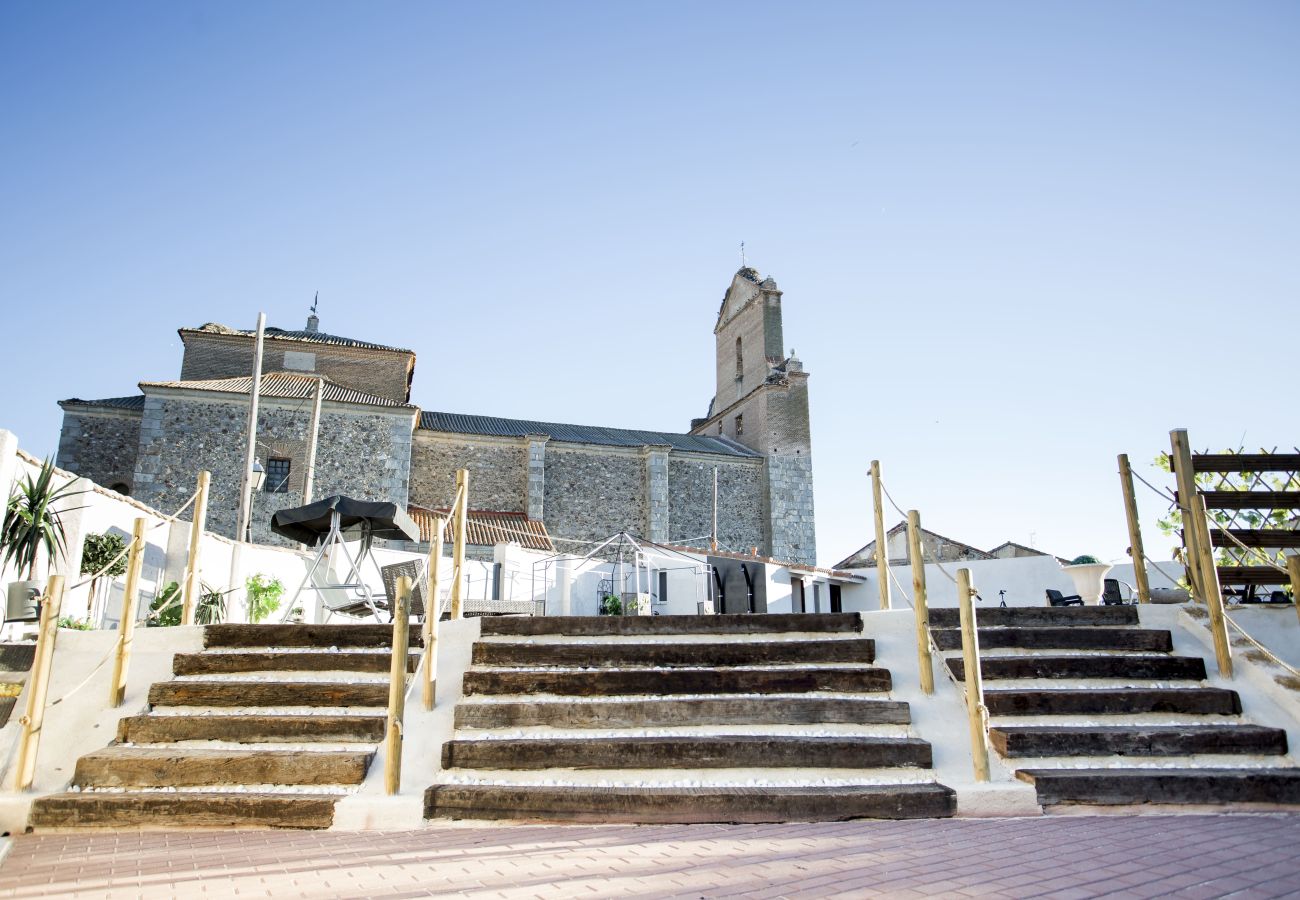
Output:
[{"xmin": 690, "ymin": 268, "xmax": 816, "ymax": 565}]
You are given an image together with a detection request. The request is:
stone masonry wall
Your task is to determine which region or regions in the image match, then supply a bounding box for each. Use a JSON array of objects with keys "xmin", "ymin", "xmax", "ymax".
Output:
[
  {"xmin": 409, "ymin": 433, "xmax": 526, "ymax": 513},
  {"xmin": 55, "ymin": 409, "xmax": 142, "ymax": 495},
  {"xmin": 132, "ymin": 391, "xmax": 414, "ymax": 546},
  {"xmin": 666, "ymin": 456, "xmax": 766, "ymax": 552},
  {"xmin": 767, "ymin": 453, "xmax": 816, "ymax": 565}
]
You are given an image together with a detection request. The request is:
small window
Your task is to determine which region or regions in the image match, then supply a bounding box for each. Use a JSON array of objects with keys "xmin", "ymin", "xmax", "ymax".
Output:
[
  {"xmin": 735, "ymin": 336, "xmax": 743, "ymax": 380},
  {"xmin": 735, "ymin": 414, "xmax": 744, "ymax": 436},
  {"xmin": 109, "ymin": 482, "xmax": 130, "ymax": 496},
  {"xmin": 265, "ymin": 457, "xmax": 291, "ymax": 493}
]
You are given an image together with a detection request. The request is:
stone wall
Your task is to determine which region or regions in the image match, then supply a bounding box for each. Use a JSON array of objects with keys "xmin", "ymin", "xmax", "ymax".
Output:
[
  {"xmin": 409, "ymin": 433, "xmax": 526, "ymax": 513},
  {"xmin": 666, "ymin": 456, "xmax": 766, "ymax": 552},
  {"xmin": 55, "ymin": 408, "xmax": 142, "ymax": 495},
  {"xmin": 543, "ymin": 446, "xmax": 647, "ymax": 543},
  {"xmin": 180, "ymin": 332, "xmax": 415, "ymax": 404},
  {"xmin": 767, "ymin": 453, "xmax": 816, "ymax": 566},
  {"xmin": 132, "ymin": 390, "xmax": 415, "ymax": 546}
]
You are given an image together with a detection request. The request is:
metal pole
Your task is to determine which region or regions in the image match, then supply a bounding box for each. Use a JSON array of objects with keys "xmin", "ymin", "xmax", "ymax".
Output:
[
  {"xmin": 907, "ymin": 510, "xmax": 934, "ymax": 694},
  {"xmin": 109, "ymin": 518, "xmax": 146, "ymax": 708},
  {"xmin": 870, "ymin": 460, "xmax": 891, "ymax": 610},
  {"xmin": 384, "ymin": 575, "xmax": 412, "ymax": 795},
  {"xmin": 711, "ymin": 467, "xmax": 719, "ymax": 552},
  {"xmin": 302, "ymin": 375, "xmax": 324, "ymax": 504},
  {"xmin": 1117, "ymin": 454, "xmax": 1152, "ymax": 604},
  {"xmin": 13, "ymin": 575, "xmax": 64, "ymax": 791},
  {"xmin": 957, "ymin": 567, "xmax": 990, "ymax": 782},
  {"xmin": 423, "ymin": 516, "xmax": 445, "ymax": 710},
  {"xmin": 234, "ymin": 312, "xmax": 266, "ymax": 544},
  {"xmin": 181, "ymin": 470, "xmax": 211, "ymax": 625}
]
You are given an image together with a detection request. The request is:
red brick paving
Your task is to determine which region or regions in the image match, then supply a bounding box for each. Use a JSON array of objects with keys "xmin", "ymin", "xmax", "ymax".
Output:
[{"xmin": 1, "ymin": 816, "xmax": 1298, "ymax": 898}]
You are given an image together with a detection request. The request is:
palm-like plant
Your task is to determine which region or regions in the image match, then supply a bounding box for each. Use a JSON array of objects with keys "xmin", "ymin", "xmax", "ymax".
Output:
[{"xmin": 2, "ymin": 458, "xmax": 83, "ymax": 580}]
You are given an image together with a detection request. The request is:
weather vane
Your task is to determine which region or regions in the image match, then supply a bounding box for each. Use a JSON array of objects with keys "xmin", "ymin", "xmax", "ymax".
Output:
[
  {"xmin": 740, "ymin": 241, "xmax": 746, "ymax": 268},
  {"xmin": 311, "ymin": 291, "xmax": 318, "ymax": 315}
]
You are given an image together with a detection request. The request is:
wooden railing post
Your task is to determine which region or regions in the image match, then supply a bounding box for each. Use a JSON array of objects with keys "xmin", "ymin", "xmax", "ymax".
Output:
[
  {"xmin": 109, "ymin": 518, "xmax": 146, "ymax": 708},
  {"xmin": 1287, "ymin": 554, "xmax": 1300, "ymax": 627},
  {"xmin": 957, "ymin": 567, "xmax": 990, "ymax": 782},
  {"xmin": 907, "ymin": 510, "xmax": 934, "ymax": 694},
  {"xmin": 385, "ymin": 575, "xmax": 412, "ymax": 795},
  {"xmin": 422, "ymin": 516, "xmax": 445, "ymax": 711},
  {"xmin": 1170, "ymin": 430, "xmax": 1232, "ymax": 677},
  {"xmin": 181, "ymin": 470, "xmax": 211, "ymax": 625},
  {"xmin": 450, "ymin": 470, "xmax": 469, "ymax": 619},
  {"xmin": 870, "ymin": 460, "xmax": 890, "ymax": 610},
  {"xmin": 13, "ymin": 575, "xmax": 65, "ymax": 792},
  {"xmin": 1117, "ymin": 454, "xmax": 1152, "ymax": 604}
]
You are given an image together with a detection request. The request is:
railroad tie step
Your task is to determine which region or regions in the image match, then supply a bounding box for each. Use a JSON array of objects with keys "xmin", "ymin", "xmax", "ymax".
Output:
[
  {"xmin": 984, "ymin": 687, "xmax": 1242, "ymax": 717},
  {"xmin": 1015, "ymin": 767, "xmax": 1300, "ymax": 807},
  {"xmin": 29, "ymin": 791, "xmax": 342, "ymax": 830},
  {"xmin": 478, "ymin": 612, "xmax": 863, "ymax": 637},
  {"xmin": 148, "ymin": 680, "xmax": 392, "ymax": 708},
  {"xmin": 173, "ymin": 651, "xmax": 418, "ymax": 676},
  {"xmin": 989, "ymin": 724, "xmax": 1288, "ymax": 758},
  {"xmin": 203, "ymin": 624, "xmax": 422, "ymax": 649},
  {"xmin": 470, "ymin": 639, "xmax": 876, "ymax": 669},
  {"xmin": 461, "ymin": 666, "xmax": 893, "ymax": 697},
  {"xmin": 928, "ymin": 608, "xmax": 1139, "ymax": 628},
  {"xmin": 929, "ymin": 627, "xmax": 1173, "ymax": 653},
  {"xmin": 946, "ymin": 655, "xmax": 1207, "ymax": 681},
  {"xmin": 441, "ymin": 735, "xmax": 934, "ymax": 770},
  {"xmin": 424, "ymin": 783, "xmax": 957, "ymax": 823},
  {"xmin": 72, "ymin": 747, "xmax": 373, "ymax": 788},
  {"xmin": 454, "ymin": 697, "xmax": 912, "ymax": 729},
  {"xmin": 117, "ymin": 713, "xmax": 388, "ymax": 744}
]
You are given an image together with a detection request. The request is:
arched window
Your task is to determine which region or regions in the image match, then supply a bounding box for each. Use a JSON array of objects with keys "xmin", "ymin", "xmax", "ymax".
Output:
[
  {"xmin": 735, "ymin": 337, "xmax": 743, "ymax": 381},
  {"xmin": 109, "ymin": 482, "xmax": 130, "ymax": 496}
]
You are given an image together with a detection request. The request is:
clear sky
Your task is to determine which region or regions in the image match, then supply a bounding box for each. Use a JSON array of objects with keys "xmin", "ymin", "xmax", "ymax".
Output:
[{"xmin": 2, "ymin": 2, "xmax": 1296, "ymax": 567}]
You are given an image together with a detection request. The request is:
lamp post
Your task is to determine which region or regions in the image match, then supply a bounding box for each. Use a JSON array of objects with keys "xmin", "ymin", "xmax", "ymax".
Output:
[{"xmin": 245, "ymin": 461, "xmax": 266, "ymax": 542}]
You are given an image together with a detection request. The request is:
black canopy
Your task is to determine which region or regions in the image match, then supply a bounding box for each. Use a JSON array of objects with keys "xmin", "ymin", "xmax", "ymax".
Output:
[{"xmin": 270, "ymin": 495, "xmax": 420, "ymax": 546}]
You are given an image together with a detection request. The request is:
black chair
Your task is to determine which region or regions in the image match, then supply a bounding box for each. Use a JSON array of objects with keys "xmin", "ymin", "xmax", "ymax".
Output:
[
  {"xmin": 1101, "ymin": 578, "xmax": 1133, "ymax": 606},
  {"xmin": 1046, "ymin": 589, "xmax": 1084, "ymax": 607}
]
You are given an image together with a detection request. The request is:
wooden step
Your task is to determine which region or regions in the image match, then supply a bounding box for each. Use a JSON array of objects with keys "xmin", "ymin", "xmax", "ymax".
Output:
[
  {"xmin": 174, "ymin": 651, "xmax": 417, "ymax": 676},
  {"xmin": 1016, "ymin": 767, "xmax": 1300, "ymax": 806},
  {"xmin": 425, "ymin": 783, "xmax": 956, "ymax": 823},
  {"xmin": 462, "ymin": 667, "xmax": 892, "ymax": 697},
  {"xmin": 471, "ymin": 639, "xmax": 875, "ymax": 669},
  {"xmin": 204, "ymin": 624, "xmax": 420, "ymax": 649},
  {"xmin": 149, "ymin": 680, "xmax": 390, "ymax": 708},
  {"xmin": 441, "ymin": 736, "xmax": 934, "ymax": 770},
  {"xmin": 985, "ymin": 687, "xmax": 1242, "ymax": 717},
  {"xmin": 0, "ymin": 644, "xmax": 37, "ymax": 672},
  {"xmin": 118, "ymin": 713, "xmax": 387, "ymax": 744},
  {"xmin": 990, "ymin": 725, "xmax": 1288, "ymax": 758},
  {"xmin": 946, "ymin": 655, "xmax": 1206, "ymax": 682},
  {"xmin": 30, "ymin": 792, "xmax": 341, "ymax": 829},
  {"xmin": 455, "ymin": 697, "xmax": 912, "ymax": 729},
  {"xmin": 478, "ymin": 613, "xmax": 863, "ymax": 637},
  {"xmin": 930, "ymin": 627, "xmax": 1172, "ymax": 653},
  {"xmin": 72, "ymin": 747, "xmax": 373, "ymax": 788},
  {"xmin": 928, "ymin": 607, "xmax": 1138, "ymax": 628}
]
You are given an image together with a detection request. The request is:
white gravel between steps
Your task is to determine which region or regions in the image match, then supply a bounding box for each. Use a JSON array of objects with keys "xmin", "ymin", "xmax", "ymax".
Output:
[
  {"xmin": 147, "ymin": 707, "xmax": 387, "ymax": 716},
  {"xmin": 475, "ymin": 632, "xmax": 868, "ymax": 645},
  {"xmin": 67, "ymin": 785, "xmax": 358, "ymax": 795},
  {"xmin": 462, "ymin": 690, "xmax": 899, "ymax": 704}
]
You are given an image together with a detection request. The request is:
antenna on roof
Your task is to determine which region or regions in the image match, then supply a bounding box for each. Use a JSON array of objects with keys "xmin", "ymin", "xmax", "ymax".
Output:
[{"xmin": 740, "ymin": 241, "xmax": 746, "ymax": 268}]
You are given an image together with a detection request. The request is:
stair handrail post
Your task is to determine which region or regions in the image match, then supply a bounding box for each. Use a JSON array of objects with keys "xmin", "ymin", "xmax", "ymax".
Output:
[
  {"xmin": 870, "ymin": 460, "xmax": 890, "ymax": 610},
  {"xmin": 450, "ymin": 470, "xmax": 469, "ymax": 620},
  {"xmin": 906, "ymin": 509, "xmax": 934, "ymax": 694},
  {"xmin": 181, "ymin": 470, "xmax": 211, "ymax": 625},
  {"xmin": 109, "ymin": 517, "xmax": 147, "ymax": 708},
  {"xmin": 1171, "ymin": 430, "xmax": 1232, "ymax": 677},
  {"xmin": 422, "ymin": 515, "xmax": 445, "ymax": 711},
  {"xmin": 384, "ymin": 575, "xmax": 413, "ymax": 795},
  {"xmin": 957, "ymin": 567, "xmax": 991, "ymax": 782},
  {"xmin": 1169, "ymin": 429, "xmax": 1205, "ymax": 602},
  {"xmin": 1287, "ymin": 553, "xmax": 1300, "ymax": 627},
  {"xmin": 12, "ymin": 575, "xmax": 65, "ymax": 792},
  {"xmin": 1117, "ymin": 454, "xmax": 1152, "ymax": 604}
]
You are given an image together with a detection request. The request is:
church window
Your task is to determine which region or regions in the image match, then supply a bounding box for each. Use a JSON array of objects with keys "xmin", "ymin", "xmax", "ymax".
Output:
[
  {"xmin": 735, "ymin": 337, "xmax": 743, "ymax": 381},
  {"xmin": 735, "ymin": 414, "xmax": 743, "ymax": 436},
  {"xmin": 265, "ymin": 457, "xmax": 291, "ymax": 493}
]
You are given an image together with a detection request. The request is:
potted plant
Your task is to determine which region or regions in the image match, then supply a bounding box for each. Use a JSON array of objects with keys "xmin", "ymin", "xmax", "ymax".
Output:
[
  {"xmin": 2, "ymin": 458, "xmax": 82, "ymax": 622},
  {"xmin": 1061, "ymin": 554, "xmax": 1113, "ymax": 606}
]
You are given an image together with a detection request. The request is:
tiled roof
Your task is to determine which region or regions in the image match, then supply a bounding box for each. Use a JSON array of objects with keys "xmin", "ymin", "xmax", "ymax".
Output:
[
  {"xmin": 180, "ymin": 322, "xmax": 413, "ymax": 355},
  {"xmin": 419, "ymin": 411, "xmax": 762, "ymax": 458},
  {"xmin": 407, "ymin": 505, "xmax": 554, "ymax": 552},
  {"xmin": 59, "ymin": 395, "xmax": 147, "ymax": 412},
  {"xmin": 140, "ymin": 372, "xmax": 415, "ymax": 409}
]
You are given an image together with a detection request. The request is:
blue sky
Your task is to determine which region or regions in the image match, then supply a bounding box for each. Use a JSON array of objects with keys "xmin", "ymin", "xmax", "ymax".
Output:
[{"xmin": 2, "ymin": 2, "xmax": 1296, "ymax": 567}]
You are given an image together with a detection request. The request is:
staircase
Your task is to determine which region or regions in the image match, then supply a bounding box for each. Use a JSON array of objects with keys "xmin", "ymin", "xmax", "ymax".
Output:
[
  {"xmin": 29, "ymin": 624, "xmax": 415, "ymax": 830},
  {"xmin": 931, "ymin": 606, "xmax": 1300, "ymax": 808},
  {"xmin": 426, "ymin": 612, "xmax": 955, "ymax": 823}
]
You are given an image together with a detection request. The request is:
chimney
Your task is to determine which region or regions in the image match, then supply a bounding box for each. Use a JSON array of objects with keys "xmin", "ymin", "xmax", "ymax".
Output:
[{"xmin": 305, "ymin": 314, "xmax": 319, "ymax": 333}]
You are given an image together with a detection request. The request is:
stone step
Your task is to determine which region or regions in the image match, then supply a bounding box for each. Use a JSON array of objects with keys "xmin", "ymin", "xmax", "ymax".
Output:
[
  {"xmin": 478, "ymin": 613, "xmax": 863, "ymax": 637},
  {"xmin": 462, "ymin": 667, "xmax": 892, "ymax": 697},
  {"xmin": 990, "ymin": 725, "xmax": 1288, "ymax": 758},
  {"xmin": 173, "ymin": 651, "xmax": 417, "ymax": 676},
  {"xmin": 985, "ymin": 687, "xmax": 1242, "ymax": 717},
  {"xmin": 455, "ymin": 697, "xmax": 912, "ymax": 729},
  {"xmin": 118, "ymin": 713, "xmax": 387, "ymax": 744},
  {"xmin": 928, "ymin": 607, "xmax": 1139, "ymax": 628},
  {"xmin": 947, "ymin": 655, "xmax": 1207, "ymax": 682},
  {"xmin": 204, "ymin": 624, "xmax": 420, "ymax": 649},
  {"xmin": 72, "ymin": 747, "xmax": 373, "ymax": 788},
  {"xmin": 440, "ymin": 736, "xmax": 934, "ymax": 770},
  {"xmin": 149, "ymin": 680, "xmax": 391, "ymax": 708},
  {"xmin": 471, "ymin": 639, "xmax": 875, "ymax": 669},
  {"xmin": 425, "ymin": 783, "xmax": 956, "ymax": 823},
  {"xmin": 29, "ymin": 792, "xmax": 341, "ymax": 829},
  {"xmin": 930, "ymin": 627, "xmax": 1172, "ymax": 653},
  {"xmin": 1016, "ymin": 767, "xmax": 1300, "ymax": 806}
]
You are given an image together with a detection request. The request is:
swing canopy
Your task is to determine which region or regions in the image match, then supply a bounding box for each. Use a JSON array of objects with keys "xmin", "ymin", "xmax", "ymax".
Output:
[{"xmin": 270, "ymin": 495, "xmax": 420, "ymax": 547}]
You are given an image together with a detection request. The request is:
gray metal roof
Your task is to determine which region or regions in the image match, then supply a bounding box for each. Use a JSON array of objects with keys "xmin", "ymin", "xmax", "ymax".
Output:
[
  {"xmin": 141, "ymin": 373, "xmax": 414, "ymax": 409},
  {"xmin": 419, "ymin": 411, "xmax": 762, "ymax": 457},
  {"xmin": 180, "ymin": 323, "xmax": 413, "ymax": 355},
  {"xmin": 59, "ymin": 395, "xmax": 147, "ymax": 412}
]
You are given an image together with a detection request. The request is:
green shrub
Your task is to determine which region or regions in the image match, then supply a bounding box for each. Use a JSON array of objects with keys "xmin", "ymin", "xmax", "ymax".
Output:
[
  {"xmin": 600, "ymin": 593, "xmax": 622, "ymax": 616},
  {"xmin": 57, "ymin": 616, "xmax": 93, "ymax": 630},
  {"xmin": 148, "ymin": 581, "xmax": 182, "ymax": 627},
  {"xmin": 245, "ymin": 574, "xmax": 284, "ymax": 624},
  {"xmin": 1068, "ymin": 555, "xmax": 1102, "ymax": 565}
]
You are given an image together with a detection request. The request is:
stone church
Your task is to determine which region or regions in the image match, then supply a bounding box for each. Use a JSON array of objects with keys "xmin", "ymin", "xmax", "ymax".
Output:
[{"xmin": 55, "ymin": 268, "xmax": 818, "ymax": 564}]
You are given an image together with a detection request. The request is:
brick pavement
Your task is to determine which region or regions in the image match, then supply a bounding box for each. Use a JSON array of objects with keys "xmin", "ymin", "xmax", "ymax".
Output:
[{"xmin": 1, "ymin": 815, "xmax": 1298, "ymax": 899}]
